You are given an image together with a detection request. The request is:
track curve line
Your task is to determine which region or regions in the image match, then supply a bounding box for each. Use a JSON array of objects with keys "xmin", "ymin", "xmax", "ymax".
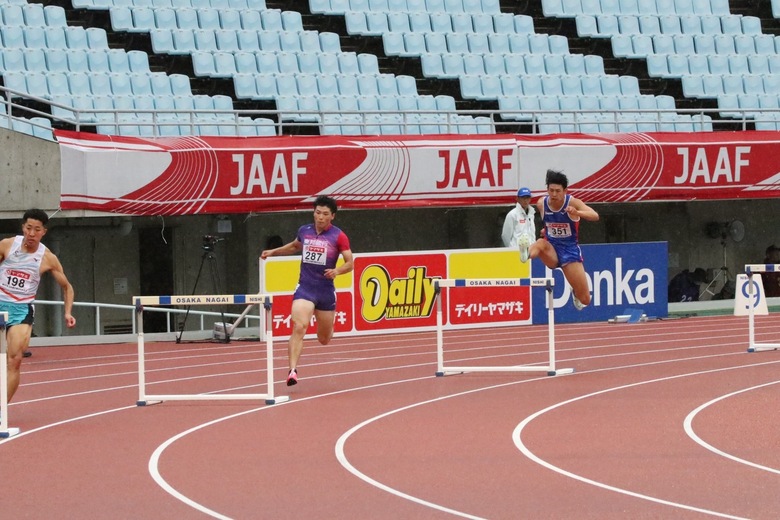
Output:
[{"xmin": 511, "ymin": 361, "xmax": 780, "ymax": 520}]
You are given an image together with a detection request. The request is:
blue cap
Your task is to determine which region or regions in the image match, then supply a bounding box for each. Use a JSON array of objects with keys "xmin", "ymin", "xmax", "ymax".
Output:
[{"xmin": 517, "ymin": 187, "xmax": 532, "ymax": 197}]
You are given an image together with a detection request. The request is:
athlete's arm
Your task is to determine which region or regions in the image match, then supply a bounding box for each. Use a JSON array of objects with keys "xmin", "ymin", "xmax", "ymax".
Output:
[
  {"xmin": 567, "ymin": 197, "xmax": 599, "ymax": 222},
  {"xmin": 261, "ymin": 239, "xmax": 302, "ymax": 259},
  {"xmin": 0, "ymin": 237, "xmax": 13, "ymax": 262},
  {"xmin": 42, "ymin": 250, "xmax": 76, "ymax": 328}
]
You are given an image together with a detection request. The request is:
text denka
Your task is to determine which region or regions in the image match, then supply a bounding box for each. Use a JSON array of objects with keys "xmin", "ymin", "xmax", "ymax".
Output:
[
  {"xmin": 229, "ymin": 153, "xmax": 308, "ymax": 194},
  {"xmin": 674, "ymin": 146, "xmax": 750, "ymax": 184},
  {"xmin": 435, "ymin": 149, "xmax": 513, "ymax": 189}
]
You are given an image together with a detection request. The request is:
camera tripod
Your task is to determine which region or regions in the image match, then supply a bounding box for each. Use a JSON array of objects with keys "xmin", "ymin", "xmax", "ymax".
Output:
[
  {"xmin": 176, "ymin": 238, "xmax": 230, "ymax": 344},
  {"xmin": 701, "ymin": 238, "xmax": 731, "ymax": 299}
]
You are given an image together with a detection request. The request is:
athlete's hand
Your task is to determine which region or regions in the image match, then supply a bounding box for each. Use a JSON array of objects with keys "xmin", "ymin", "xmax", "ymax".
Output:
[
  {"xmin": 64, "ymin": 314, "xmax": 76, "ymax": 328},
  {"xmin": 324, "ymin": 268, "xmax": 337, "ymax": 279},
  {"xmin": 566, "ymin": 206, "xmax": 579, "ymax": 218}
]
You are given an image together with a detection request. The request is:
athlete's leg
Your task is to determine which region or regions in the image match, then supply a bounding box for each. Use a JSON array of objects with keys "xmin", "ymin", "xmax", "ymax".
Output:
[
  {"xmin": 529, "ymin": 239, "xmax": 559, "ymax": 270},
  {"xmin": 313, "ymin": 309, "xmax": 335, "ymax": 346},
  {"xmin": 288, "ymin": 299, "xmax": 315, "ymax": 371},
  {"xmin": 6, "ymin": 324, "xmax": 32, "ymax": 402},
  {"xmin": 561, "ymin": 262, "xmax": 591, "ymax": 306}
]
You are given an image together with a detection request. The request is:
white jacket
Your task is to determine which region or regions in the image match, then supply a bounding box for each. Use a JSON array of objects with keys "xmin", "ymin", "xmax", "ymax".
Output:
[{"xmin": 501, "ymin": 204, "xmax": 536, "ymax": 248}]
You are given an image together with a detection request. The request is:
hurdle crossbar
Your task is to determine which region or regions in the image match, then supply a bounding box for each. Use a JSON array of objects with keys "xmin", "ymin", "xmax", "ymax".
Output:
[
  {"xmin": 0, "ymin": 311, "xmax": 20, "ymax": 438},
  {"xmin": 134, "ymin": 294, "xmax": 289, "ymax": 405},
  {"xmin": 434, "ymin": 278, "xmax": 574, "ymax": 377},
  {"xmin": 744, "ymin": 265, "xmax": 780, "ymax": 352}
]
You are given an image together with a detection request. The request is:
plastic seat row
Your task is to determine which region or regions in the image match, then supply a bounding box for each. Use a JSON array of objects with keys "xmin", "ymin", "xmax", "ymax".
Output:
[
  {"xmin": 460, "ymin": 73, "xmax": 640, "ymax": 100},
  {"xmin": 382, "ymin": 31, "xmax": 571, "ymax": 57},
  {"xmin": 43, "ymin": 92, "xmax": 273, "ymax": 137},
  {"xmin": 682, "ymin": 74, "xmax": 780, "ymax": 98},
  {"xmin": 344, "ymin": 11, "xmax": 534, "ymax": 35},
  {"xmin": 0, "ymin": 4, "xmax": 67, "ymax": 27},
  {"xmin": 2, "ymin": 70, "xmax": 193, "ymax": 99},
  {"xmin": 0, "ymin": 48, "xmax": 150, "ymax": 74},
  {"xmin": 110, "ymin": 7, "xmax": 302, "ymax": 33},
  {"xmin": 233, "ymin": 72, "xmax": 418, "ymax": 100},
  {"xmin": 0, "ymin": 113, "xmax": 55, "ymax": 140},
  {"xmin": 191, "ymin": 50, "xmax": 379, "ymax": 76},
  {"xmin": 311, "ymin": 0, "xmax": 500, "ymax": 16},
  {"xmin": 542, "ymin": 0, "xmax": 730, "ymax": 18},
  {"xmin": 0, "ymin": 25, "xmax": 109, "ymax": 50},
  {"xmin": 718, "ymin": 93, "xmax": 780, "ymax": 119},
  {"xmin": 611, "ymin": 33, "xmax": 780, "ymax": 59},
  {"xmin": 149, "ymin": 28, "xmax": 342, "ymax": 55},
  {"xmin": 576, "ymin": 13, "xmax": 762, "ymax": 38},
  {"xmin": 420, "ymin": 52, "xmax": 605, "ymax": 78},
  {"xmin": 320, "ymin": 112, "xmax": 495, "ymax": 136},
  {"xmin": 648, "ymin": 54, "xmax": 780, "ymax": 78},
  {"xmin": 533, "ymin": 112, "xmax": 710, "ymax": 134},
  {"xmin": 499, "ymin": 92, "xmax": 674, "ymax": 117},
  {"xmin": 73, "ymin": 0, "xmax": 266, "ymax": 10}
]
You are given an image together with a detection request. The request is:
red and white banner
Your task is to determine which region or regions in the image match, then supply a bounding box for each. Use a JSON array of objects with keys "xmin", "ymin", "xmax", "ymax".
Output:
[{"xmin": 56, "ymin": 130, "xmax": 780, "ymax": 215}]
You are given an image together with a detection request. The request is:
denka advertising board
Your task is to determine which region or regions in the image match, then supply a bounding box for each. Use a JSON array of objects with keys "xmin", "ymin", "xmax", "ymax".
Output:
[{"xmin": 261, "ymin": 242, "xmax": 667, "ymax": 339}]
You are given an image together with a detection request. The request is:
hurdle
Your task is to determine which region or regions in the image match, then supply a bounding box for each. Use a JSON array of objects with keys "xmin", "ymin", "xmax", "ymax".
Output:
[
  {"xmin": 434, "ymin": 278, "xmax": 574, "ymax": 377},
  {"xmin": 744, "ymin": 264, "xmax": 780, "ymax": 352},
  {"xmin": 134, "ymin": 294, "xmax": 289, "ymax": 405}
]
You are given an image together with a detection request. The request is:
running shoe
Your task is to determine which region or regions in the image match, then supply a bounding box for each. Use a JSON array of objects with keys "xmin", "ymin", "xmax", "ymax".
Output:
[
  {"xmin": 518, "ymin": 234, "xmax": 531, "ymax": 263},
  {"xmin": 286, "ymin": 368, "xmax": 298, "ymax": 386},
  {"xmin": 572, "ymin": 294, "xmax": 586, "ymax": 311}
]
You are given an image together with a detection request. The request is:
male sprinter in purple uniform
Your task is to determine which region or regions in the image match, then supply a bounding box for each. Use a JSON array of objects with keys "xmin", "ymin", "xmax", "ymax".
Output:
[
  {"xmin": 261, "ymin": 196, "xmax": 353, "ymax": 386},
  {"xmin": 529, "ymin": 170, "xmax": 599, "ymax": 310}
]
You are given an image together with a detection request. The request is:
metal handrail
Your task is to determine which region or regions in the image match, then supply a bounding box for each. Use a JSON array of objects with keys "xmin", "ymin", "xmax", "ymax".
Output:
[{"xmin": 2, "ymin": 83, "xmax": 773, "ymax": 138}]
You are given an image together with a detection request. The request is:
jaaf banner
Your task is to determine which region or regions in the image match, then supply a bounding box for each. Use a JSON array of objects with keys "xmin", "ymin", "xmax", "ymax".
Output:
[{"xmin": 56, "ymin": 130, "xmax": 780, "ymax": 215}]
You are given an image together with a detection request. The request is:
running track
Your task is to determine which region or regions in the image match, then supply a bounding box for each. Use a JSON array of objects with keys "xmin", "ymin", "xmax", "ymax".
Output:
[{"xmin": 3, "ymin": 314, "xmax": 780, "ymax": 519}]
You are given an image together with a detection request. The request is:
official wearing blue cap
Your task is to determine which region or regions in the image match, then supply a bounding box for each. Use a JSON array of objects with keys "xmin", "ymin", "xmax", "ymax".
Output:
[{"xmin": 502, "ymin": 187, "xmax": 536, "ymax": 262}]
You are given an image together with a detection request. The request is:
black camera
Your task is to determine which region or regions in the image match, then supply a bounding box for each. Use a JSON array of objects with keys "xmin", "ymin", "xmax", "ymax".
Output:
[{"xmin": 202, "ymin": 234, "xmax": 223, "ymax": 252}]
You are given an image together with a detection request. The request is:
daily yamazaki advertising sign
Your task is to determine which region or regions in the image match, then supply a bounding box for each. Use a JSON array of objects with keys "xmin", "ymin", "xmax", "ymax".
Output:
[
  {"xmin": 258, "ymin": 243, "xmax": 666, "ymax": 339},
  {"xmin": 56, "ymin": 130, "xmax": 780, "ymax": 215}
]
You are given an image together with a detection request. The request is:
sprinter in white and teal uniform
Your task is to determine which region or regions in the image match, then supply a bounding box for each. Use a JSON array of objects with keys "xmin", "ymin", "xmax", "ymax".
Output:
[
  {"xmin": 529, "ymin": 170, "xmax": 600, "ymax": 310},
  {"xmin": 0, "ymin": 209, "xmax": 76, "ymax": 404}
]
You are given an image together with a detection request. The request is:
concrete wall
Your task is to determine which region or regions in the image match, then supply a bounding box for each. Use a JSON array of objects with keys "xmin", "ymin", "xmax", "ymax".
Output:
[{"xmin": 0, "ymin": 128, "xmax": 772, "ymax": 336}]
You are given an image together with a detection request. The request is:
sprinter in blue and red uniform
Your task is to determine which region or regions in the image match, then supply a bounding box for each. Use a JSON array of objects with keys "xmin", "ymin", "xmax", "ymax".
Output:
[
  {"xmin": 261, "ymin": 195, "xmax": 354, "ymax": 386},
  {"xmin": 529, "ymin": 170, "xmax": 599, "ymax": 310}
]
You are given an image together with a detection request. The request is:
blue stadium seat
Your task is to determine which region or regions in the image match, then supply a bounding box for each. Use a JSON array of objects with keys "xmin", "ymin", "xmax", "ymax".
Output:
[
  {"xmin": 746, "ymin": 55, "xmax": 769, "ymax": 75},
  {"xmin": 219, "ymin": 10, "xmax": 242, "ymax": 31},
  {"xmin": 646, "ymin": 54, "xmax": 668, "ymax": 77},
  {"xmin": 504, "ymin": 54, "xmax": 525, "ymax": 75},
  {"xmin": 215, "ymin": 30, "xmax": 239, "ymax": 52}
]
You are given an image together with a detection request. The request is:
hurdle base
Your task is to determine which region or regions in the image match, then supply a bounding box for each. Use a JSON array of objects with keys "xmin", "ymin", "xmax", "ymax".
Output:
[
  {"xmin": 0, "ymin": 427, "xmax": 20, "ymax": 438},
  {"xmin": 748, "ymin": 344, "xmax": 780, "ymax": 353},
  {"xmin": 436, "ymin": 366, "xmax": 573, "ymax": 376},
  {"xmin": 265, "ymin": 395, "xmax": 290, "ymax": 405},
  {"xmin": 137, "ymin": 400, "xmax": 163, "ymax": 406}
]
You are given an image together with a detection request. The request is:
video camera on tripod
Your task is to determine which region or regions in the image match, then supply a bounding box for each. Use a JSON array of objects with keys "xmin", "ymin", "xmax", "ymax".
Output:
[{"xmin": 202, "ymin": 234, "xmax": 224, "ymax": 252}]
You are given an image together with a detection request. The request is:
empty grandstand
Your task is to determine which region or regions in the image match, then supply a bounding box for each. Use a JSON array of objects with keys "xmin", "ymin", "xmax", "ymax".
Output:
[{"xmin": 1, "ymin": 0, "xmax": 780, "ymax": 138}]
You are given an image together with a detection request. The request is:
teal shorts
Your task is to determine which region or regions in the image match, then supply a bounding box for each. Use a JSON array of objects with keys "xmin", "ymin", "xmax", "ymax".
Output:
[{"xmin": 0, "ymin": 302, "xmax": 34, "ymax": 327}]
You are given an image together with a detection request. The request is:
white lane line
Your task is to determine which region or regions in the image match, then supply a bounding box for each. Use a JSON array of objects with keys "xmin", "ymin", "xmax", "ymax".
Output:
[
  {"xmin": 684, "ymin": 380, "xmax": 780, "ymax": 475},
  {"xmin": 511, "ymin": 362, "xmax": 780, "ymax": 519}
]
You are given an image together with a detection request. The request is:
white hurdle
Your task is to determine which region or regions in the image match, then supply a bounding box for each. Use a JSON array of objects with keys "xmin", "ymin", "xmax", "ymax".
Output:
[
  {"xmin": 134, "ymin": 294, "xmax": 289, "ymax": 405},
  {"xmin": 434, "ymin": 278, "xmax": 574, "ymax": 377},
  {"xmin": 744, "ymin": 264, "xmax": 780, "ymax": 352},
  {"xmin": 0, "ymin": 311, "xmax": 21, "ymax": 438}
]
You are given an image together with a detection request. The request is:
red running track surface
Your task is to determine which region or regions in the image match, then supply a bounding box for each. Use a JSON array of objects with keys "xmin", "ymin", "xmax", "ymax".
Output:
[{"xmin": 3, "ymin": 314, "xmax": 780, "ymax": 519}]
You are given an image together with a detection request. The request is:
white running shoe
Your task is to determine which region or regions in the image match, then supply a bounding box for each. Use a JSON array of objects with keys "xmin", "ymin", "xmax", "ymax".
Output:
[
  {"xmin": 518, "ymin": 234, "xmax": 531, "ymax": 263},
  {"xmin": 572, "ymin": 294, "xmax": 586, "ymax": 311}
]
